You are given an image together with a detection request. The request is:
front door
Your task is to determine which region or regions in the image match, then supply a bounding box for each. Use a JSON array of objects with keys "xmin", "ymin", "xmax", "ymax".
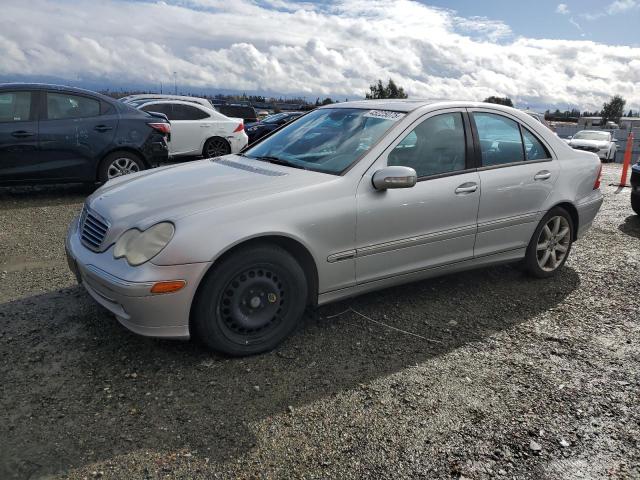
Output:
[
  {"xmin": 0, "ymin": 90, "xmax": 40, "ymax": 183},
  {"xmin": 469, "ymin": 109, "xmax": 559, "ymax": 257},
  {"xmin": 355, "ymin": 110, "xmax": 480, "ymax": 284},
  {"xmin": 38, "ymin": 91, "xmax": 118, "ymax": 181}
]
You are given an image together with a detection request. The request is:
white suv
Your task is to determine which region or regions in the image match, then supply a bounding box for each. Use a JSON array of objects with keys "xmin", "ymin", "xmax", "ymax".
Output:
[{"xmin": 137, "ymin": 100, "xmax": 248, "ymax": 158}]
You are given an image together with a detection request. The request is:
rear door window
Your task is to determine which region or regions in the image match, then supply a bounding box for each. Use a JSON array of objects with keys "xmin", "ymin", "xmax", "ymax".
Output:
[
  {"xmin": 522, "ymin": 128, "xmax": 550, "ymax": 161},
  {"xmin": 0, "ymin": 91, "xmax": 33, "ymax": 122},
  {"xmin": 171, "ymin": 104, "xmax": 209, "ymax": 120},
  {"xmin": 46, "ymin": 92, "xmax": 100, "ymax": 120},
  {"xmin": 473, "ymin": 113, "xmax": 524, "ymax": 166}
]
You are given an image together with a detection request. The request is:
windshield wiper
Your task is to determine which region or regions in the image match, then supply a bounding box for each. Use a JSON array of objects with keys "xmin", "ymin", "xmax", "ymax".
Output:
[{"xmin": 251, "ymin": 156, "xmax": 307, "ymax": 170}]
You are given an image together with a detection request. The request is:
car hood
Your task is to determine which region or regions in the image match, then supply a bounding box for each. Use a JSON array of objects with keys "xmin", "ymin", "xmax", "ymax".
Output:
[
  {"xmin": 569, "ymin": 139, "xmax": 609, "ymax": 148},
  {"xmin": 86, "ymin": 156, "xmax": 335, "ymax": 231}
]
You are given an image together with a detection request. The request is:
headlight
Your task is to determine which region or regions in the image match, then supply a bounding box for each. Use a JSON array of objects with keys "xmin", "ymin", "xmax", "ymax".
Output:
[{"xmin": 113, "ymin": 222, "xmax": 174, "ymax": 266}]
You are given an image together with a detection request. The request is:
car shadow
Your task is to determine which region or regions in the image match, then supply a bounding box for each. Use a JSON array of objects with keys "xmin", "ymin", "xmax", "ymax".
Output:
[
  {"xmin": 0, "ymin": 183, "xmax": 94, "ymax": 209},
  {"xmin": 0, "ymin": 265, "xmax": 580, "ymax": 479},
  {"xmin": 618, "ymin": 214, "xmax": 640, "ymax": 239}
]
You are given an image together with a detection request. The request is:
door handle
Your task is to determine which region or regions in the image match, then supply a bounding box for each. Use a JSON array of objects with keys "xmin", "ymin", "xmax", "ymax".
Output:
[
  {"xmin": 11, "ymin": 130, "xmax": 34, "ymax": 138},
  {"xmin": 455, "ymin": 182, "xmax": 478, "ymax": 194},
  {"xmin": 94, "ymin": 125, "xmax": 113, "ymax": 132},
  {"xmin": 534, "ymin": 170, "xmax": 551, "ymax": 181}
]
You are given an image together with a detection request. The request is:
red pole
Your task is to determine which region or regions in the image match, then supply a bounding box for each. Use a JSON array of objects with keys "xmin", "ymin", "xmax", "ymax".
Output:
[{"xmin": 619, "ymin": 132, "xmax": 634, "ymax": 187}]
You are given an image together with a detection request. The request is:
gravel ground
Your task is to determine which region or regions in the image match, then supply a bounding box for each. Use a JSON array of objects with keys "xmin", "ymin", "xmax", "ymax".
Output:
[{"xmin": 0, "ymin": 164, "xmax": 639, "ymax": 480}]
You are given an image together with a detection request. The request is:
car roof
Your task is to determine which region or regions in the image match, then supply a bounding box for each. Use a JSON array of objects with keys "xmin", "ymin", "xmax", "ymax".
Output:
[
  {"xmin": 320, "ymin": 99, "xmax": 525, "ymax": 113},
  {"xmin": 0, "ymin": 83, "xmax": 114, "ymax": 101}
]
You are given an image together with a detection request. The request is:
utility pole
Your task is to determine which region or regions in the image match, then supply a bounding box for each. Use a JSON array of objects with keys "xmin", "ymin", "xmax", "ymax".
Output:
[
  {"xmin": 160, "ymin": 81, "xmax": 163, "ymax": 94},
  {"xmin": 174, "ymin": 72, "xmax": 177, "ymax": 95}
]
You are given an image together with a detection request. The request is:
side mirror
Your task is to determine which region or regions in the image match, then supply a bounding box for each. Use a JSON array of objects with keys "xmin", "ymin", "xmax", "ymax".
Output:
[{"xmin": 372, "ymin": 166, "xmax": 417, "ymax": 190}]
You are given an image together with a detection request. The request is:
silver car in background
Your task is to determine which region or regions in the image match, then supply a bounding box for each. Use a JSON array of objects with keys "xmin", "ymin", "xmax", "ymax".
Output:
[{"xmin": 66, "ymin": 100, "xmax": 604, "ymax": 355}]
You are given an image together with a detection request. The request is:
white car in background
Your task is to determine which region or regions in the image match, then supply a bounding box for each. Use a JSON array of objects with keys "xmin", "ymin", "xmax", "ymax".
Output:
[
  {"xmin": 121, "ymin": 94, "xmax": 213, "ymax": 109},
  {"xmin": 566, "ymin": 130, "xmax": 617, "ymax": 162},
  {"xmin": 136, "ymin": 100, "xmax": 248, "ymax": 158}
]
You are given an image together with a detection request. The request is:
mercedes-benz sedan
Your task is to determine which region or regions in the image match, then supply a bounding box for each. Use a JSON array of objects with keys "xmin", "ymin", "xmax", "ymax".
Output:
[{"xmin": 66, "ymin": 100, "xmax": 604, "ymax": 356}]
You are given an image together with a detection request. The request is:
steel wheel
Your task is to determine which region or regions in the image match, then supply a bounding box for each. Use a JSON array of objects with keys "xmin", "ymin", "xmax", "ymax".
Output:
[
  {"xmin": 107, "ymin": 157, "xmax": 140, "ymax": 179},
  {"xmin": 220, "ymin": 266, "xmax": 286, "ymax": 338},
  {"xmin": 192, "ymin": 245, "xmax": 308, "ymax": 356},
  {"xmin": 536, "ymin": 215, "xmax": 571, "ymax": 272},
  {"xmin": 204, "ymin": 138, "xmax": 231, "ymax": 158}
]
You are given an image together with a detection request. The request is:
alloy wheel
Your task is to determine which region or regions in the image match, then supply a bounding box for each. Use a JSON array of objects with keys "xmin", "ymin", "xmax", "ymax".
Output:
[
  {"xmin": 107, "ymin": 157, "xmax": 140, "ymax": 179},
  {"xmin": 536, "ymin": 216, "xmax": 571, "ymax": 272},
  {"xmin": 205, "ymin": 139, "xmax": 230, "ymax": 158}
]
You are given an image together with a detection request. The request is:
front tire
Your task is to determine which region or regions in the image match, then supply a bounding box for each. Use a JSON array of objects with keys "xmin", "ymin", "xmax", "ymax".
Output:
[
  {"xmin": 203, "ymin": 137, "xmax": 231, "ymax": 158},
  {"xmin": 524, "ymin": 207, "xmax": 574, "ymax": 278},
  {"xmin": 192, "ymin": 245, "xmax": 308, "ymax": 356},
  {"xmin": 98, "ymin": 151, "xmax": 145, "ymax": 183}
]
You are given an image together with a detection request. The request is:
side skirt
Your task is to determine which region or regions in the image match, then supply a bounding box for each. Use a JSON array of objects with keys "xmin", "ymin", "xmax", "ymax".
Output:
[{"xmin": 317, "ymin": 248, "xmax": 526, "ymax": 306}]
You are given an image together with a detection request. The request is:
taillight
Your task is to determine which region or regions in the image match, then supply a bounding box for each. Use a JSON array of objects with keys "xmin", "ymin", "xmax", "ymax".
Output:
[
  {"xmin": 594, "ymin": 164, "xmax": 602, "ymax": 189},
  {"xmin": 148, "ymin": 122, "xmax": 171, "ymax": 135},
  {"xmin": 233, "ymin": 122, "xmax": 244, "ymax": 133}
]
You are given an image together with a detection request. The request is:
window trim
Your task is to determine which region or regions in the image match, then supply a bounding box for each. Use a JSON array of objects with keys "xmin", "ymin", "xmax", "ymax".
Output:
[
  {"xmin": 42, "ymin": 91, "xmax": 102, "ymax": 121},
  {"xmin": 467, "ymin": 109, "xmax": 554, "ymax": 171},
  {"xmin": 0, "ymin": 90, "xmax": 38, "ymax": 124},
  {"xmin": 383, "ymin": 109, "xmax": 476, "ymax": 183}
]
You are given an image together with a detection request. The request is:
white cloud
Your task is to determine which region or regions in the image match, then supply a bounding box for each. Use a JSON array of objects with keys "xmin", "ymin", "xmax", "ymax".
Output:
[
  {"xmin": 607, "ymin": 0, "xmax": 637, "ymax": 14},
  {"xmin": 556, "ymin": 3, "xmax": 570, "ymax": 15},
  {"xmin": 0, "ymin": 0, "xmax": 639, "ymax": 110}
]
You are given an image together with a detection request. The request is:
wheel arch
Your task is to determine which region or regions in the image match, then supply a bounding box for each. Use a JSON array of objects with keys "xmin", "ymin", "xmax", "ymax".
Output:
[
  {"xmin": 549, "ymin": 201, "xmax": 579, "ymax": 240},
  {"xmin": 188, "ymin": 234, "xmax": 320, "ymax": 333}
]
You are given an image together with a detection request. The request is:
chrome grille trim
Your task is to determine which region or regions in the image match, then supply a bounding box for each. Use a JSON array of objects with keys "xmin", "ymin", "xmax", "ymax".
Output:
[{"xmin": 80, "ymin": 206, "xmax": 110, "ymax": 251}]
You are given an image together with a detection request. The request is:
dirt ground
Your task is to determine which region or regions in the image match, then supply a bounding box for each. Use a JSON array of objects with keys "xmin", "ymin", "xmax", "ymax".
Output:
[{"xmin": 0, "ymin": 164, "xmax": 638, "ymax": 479}]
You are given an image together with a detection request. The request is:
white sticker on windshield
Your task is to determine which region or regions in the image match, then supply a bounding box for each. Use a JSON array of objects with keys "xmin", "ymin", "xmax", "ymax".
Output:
[{"xmin": 363, "ymin": 110, "xmax": 405, "ymax": 121}]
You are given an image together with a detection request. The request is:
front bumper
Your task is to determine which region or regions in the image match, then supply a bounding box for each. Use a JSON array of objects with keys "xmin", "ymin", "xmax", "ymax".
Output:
[{"xmin": 66, "ymin": 216, "xmax": 210, "ymax": 339}]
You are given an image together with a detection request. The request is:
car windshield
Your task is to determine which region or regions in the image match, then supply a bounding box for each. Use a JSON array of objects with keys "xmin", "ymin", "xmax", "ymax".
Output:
[
  {"xmin": 243, "ymin": 108, "xmax": 404, "ymax": 175},
  {"xmin": 574, "ymin": 131, "xmax": 609, "ymax": 141}
]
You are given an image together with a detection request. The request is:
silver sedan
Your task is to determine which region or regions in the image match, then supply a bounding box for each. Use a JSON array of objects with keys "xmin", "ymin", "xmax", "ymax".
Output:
[{"xmin": 66, "ymin": 100, "xmax": 604, "ymax": 355}]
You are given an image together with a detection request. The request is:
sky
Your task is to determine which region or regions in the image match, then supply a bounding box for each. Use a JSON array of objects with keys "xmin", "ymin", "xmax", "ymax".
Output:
[{"xmin": 1, "ymin": 0, "xmax": 639, "ymax": 110}]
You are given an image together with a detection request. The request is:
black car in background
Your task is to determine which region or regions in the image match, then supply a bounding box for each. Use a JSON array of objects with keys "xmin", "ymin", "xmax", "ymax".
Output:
[
  {"xmin": 0, "ymin": 83, "xmax": 170, "ymax": 185},
  {"xmin": 244, "ymin": 112, "xmax": 304, "ymax": 143},
  {"xmin": 631, "ymin": 163, "xmax": 640, "ymax": 215},
  {"xmin": 216, "ymin": 105, "xmax": 258, "ymax": 124}
]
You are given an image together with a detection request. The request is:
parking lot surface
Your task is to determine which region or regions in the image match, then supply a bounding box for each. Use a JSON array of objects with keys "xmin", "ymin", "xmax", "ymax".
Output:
[{"xmin": 0, "ymin": 164, "xmax": 638, "ymax": 479}]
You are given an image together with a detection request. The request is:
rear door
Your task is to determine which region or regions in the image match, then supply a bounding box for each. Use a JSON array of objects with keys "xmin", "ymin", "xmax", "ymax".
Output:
[
  {"xmin": 38, "ymin": 91, "xmax": 118, "ymax": 181},
  {"xmin": 142, "ymin": 103, "xmax": 210, "ymax": 156},
  {"xmin": 469, "ymin": 109, "xmax": 559, "ymax": 257},
  {"xmin": 0, "ymin": 90, "xmax": 40, "ymax": 183}
]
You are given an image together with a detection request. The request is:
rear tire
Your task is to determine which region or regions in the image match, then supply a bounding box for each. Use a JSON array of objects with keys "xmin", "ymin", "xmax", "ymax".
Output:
[
  {"xmin": 203, "ymin": 137, "xmax": 231, "ymax": 158},
  {"xmin": 524, "ymin": 207, "xmax": 574, "ymax": 278},
  {"xmin": 192, "ymin": 245, "xmax": 308, "ymax": 356},
  {"xmin": 98, "ymin": 151, "xmax": 145, "ymax": 183},
  {"xmin": 632, "ymin": 193, "xmax": 640, "ymax": 216}
]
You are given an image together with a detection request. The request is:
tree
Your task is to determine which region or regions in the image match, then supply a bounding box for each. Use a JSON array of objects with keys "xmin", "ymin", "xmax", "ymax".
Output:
[
  {"xmin": 601, "ymin": 95, "xmax": 626, "ymax": 124},
  {"xmin": 365, "ymin": 79, "xmax": 408, "ymax": 99},
  {"xmin": 321, "ymin": 98, "xmax": 333, "ymax": 105},
  {"xmin": 482, "ymin": 96, "xmax": 514, "ymax": 107},
  {"xmin": 627, "ymin": 109, "xmax": 634, "ymax": 118}
]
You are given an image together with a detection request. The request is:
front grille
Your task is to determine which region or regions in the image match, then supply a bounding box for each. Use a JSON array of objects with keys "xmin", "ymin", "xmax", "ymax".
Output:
[
  {"xmin": 80, "ymin": 206, "xmax": 110, "ymax": 251},
  {"xmin": 573, "ymin": 145, "xmax": 599, "ymax": 153}
]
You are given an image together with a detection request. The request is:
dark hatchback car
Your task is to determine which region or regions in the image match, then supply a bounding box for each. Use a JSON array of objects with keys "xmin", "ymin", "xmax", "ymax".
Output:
[
  {"xmin": 631, "ymin": 163, "xmax": 640, "ymax": 215},
  {"xmin": 215, "ymin": 104, "xmax": 258, "ymax": 124},
  {"xmin": 244, "ymin": 111, "xmax": 304, "ymax": 144},
  {"xmin": 0, "ymin": 83, "xmax": 170, "ymax": 185}
]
